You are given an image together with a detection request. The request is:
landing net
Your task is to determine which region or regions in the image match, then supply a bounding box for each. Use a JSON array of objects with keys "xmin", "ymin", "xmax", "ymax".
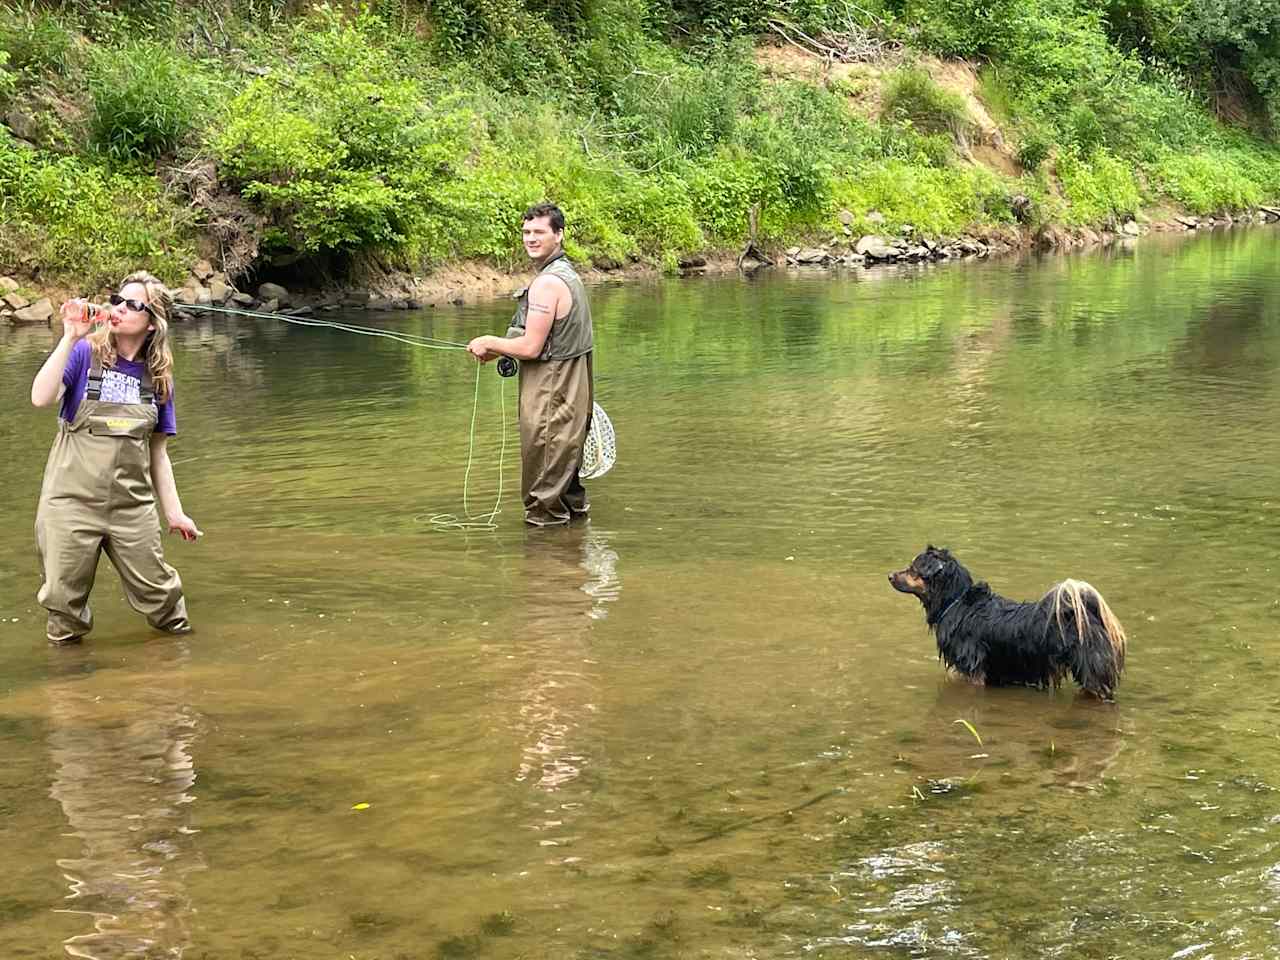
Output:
[{"xmin": 580, "ymin": 402, "xmax": 616, "ymax": 480}]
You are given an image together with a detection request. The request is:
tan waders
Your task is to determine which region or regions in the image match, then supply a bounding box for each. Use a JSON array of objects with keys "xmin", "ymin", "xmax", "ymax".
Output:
[
  {"xmin": 35, "ymin": 358, "xmax": 188, "ymax": 642},
  {"xmin": 518, "ymin": 353, "xmax": 593, "ymax": 525},
  {"xmin": 507, "ymin": 254, "xmax": 595, "ymax": 526}
]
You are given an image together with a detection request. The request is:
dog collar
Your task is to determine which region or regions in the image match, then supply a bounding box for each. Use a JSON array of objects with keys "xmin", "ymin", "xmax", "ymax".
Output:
[{"xmin": 934, "ymin": 593, "xmax": 965, "ymax": 624}]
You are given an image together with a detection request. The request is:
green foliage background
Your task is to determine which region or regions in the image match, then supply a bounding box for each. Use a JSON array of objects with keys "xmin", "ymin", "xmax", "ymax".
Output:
[{"xmin": 1, "ymin": 0, "xmax": 1279, "ymax": 287}]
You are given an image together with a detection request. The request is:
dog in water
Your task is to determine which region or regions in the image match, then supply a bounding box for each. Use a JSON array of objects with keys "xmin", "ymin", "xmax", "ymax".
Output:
[{"xmin": 889, "ymin": 546, "xmax": 1128, "ymax": 700}]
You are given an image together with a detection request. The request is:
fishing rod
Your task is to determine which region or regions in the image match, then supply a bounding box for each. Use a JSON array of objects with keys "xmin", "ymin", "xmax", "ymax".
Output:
[{"xmin": 174, "ymin": 302, "xmax": 522, "ymax": 377}]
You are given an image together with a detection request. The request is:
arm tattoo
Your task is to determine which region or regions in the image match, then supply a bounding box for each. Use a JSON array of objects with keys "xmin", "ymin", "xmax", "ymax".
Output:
[{"xmin": 528, "ymin": 303, "xmax": 553, "ymax": 315}]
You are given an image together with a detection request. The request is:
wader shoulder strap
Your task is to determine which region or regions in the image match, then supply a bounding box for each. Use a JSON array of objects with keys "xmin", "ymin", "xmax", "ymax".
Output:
[
  {"xmin": 87, "ymin": 356, "xmax": 104, "ymax": 400},
  {"xmin": 86, "ymin": 355, "xmax": 155, "ymax": 403}
]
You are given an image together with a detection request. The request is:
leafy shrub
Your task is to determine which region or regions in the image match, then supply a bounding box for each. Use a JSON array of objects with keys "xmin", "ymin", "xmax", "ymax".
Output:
[
  {"xmin": 761, "ymin": 78, "xmax": 878, "ymax": 160},
  {"xmin": 429, "ymin": 0, "xmax": 572, "ymax": 91},
  {"xmin": 830, "ymin": 160, "xmax": 1014, "ymax": 235},
  {"xmin": 740, "ymin": 113, "xmax": 831, "ymax": 217},
  {"xmin": 975, "ymin": 64, "xmax": 1017, "ymax": 124},
  {"xmin": 667, "ymin": 0, "xmax": 774, "ymax": 38},
  {"xmin": 86, "ymin": 40, "xmax": 209, "ymax": 161},
  {"xmin": 0, "ymin": 130, "xmax": 192, "ymax": 285},
  {"xmin": 1228, "ymin": 142, "xmax": 1280, "ymax": 199},
  {"xmin": 1055, "ymin": 149, "xmax": 1142, "ymax": 224},
  {"xmin": 428, "ymin": 153, "xmax": 544, "ymax": 263},
  {"xmin": 894, "ymin": 0, "xmax": 1028, "ymax": 58},
  {"xmin": 687, "ymin": 146, "xmax": 777, "ymax": 240},
  {"xmin": 1150, "ymin": 151, "xmax": 1263, "ymax": 214},
  {"xmin": 212, "ymin": 12, "xmax": 470, "ymax": 258},
  {"xmin": 609, "ymin": 176, "xmax": 704, "ymax": 255},
  {"xmin": 878, "ymin": 124, "xmax": 956, "ymax": 167},
  {"xmin": 1104, "ymin": 0, "xmax": 1280, "ymax": 133}
]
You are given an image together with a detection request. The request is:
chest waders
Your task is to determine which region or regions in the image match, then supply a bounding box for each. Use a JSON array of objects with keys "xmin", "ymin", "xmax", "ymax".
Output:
[
  {"xmin": 35, "ymin": 357, "xmax": 188, "ymax": 642},
  {"xmin": 506, "ymin": 254, "xmax": 595, "ymax": 526}
]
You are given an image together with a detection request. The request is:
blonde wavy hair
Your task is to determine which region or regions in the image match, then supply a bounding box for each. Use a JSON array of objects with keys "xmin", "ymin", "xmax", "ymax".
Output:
[{"xmin": 88, "ymin": 270, "xmax": 175, "ymax": 402}]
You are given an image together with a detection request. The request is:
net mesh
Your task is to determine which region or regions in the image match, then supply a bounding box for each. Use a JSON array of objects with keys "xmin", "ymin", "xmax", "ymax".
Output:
[{"xmin": 579, "ymin": 402, "xmax": 616, "ymax": 479}]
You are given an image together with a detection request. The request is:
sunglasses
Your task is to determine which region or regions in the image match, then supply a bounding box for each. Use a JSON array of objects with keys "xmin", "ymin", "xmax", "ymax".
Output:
[{"xmin": 109, "ymin": 293, "xmax": 153, "ymax": 315}]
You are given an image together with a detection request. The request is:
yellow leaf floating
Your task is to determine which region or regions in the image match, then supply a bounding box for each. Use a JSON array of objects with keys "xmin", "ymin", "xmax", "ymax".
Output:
[{"xmin": 351, "ymin": 802, "xmax": 371, "ymax": 810}]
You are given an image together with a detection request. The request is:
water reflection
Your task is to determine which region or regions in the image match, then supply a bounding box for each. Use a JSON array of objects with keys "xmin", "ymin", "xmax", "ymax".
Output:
[
  {"xmin": 46, "ymin": 645, "xmax": 204, "ymax": 959},
  {"xmin": 899, "ymin": 682, "xmax": 1130, "ymax": 795},
  {"xmin": 513, "ymin": 525, "xmax": 621, "ymax": 792}
]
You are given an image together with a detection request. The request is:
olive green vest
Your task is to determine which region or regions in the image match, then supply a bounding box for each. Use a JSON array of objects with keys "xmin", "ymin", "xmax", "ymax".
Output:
[{"xmin": 506, "ymin": 253, "xmax": 593, "ymax": 361}]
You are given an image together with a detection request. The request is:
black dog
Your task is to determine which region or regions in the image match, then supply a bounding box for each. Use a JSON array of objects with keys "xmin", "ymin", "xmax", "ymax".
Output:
[{"xmin": 889, "ymin": 546, "xmax": 1128, "ymax": 700}]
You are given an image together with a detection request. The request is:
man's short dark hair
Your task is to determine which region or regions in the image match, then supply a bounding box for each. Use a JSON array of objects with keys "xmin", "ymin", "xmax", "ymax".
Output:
[{"xmin": 523, "ymin": 202, "xmax": 565, "ymax": 233}]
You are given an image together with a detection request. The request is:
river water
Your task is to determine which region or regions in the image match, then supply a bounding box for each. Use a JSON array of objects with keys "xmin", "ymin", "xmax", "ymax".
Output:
[{"xmin": 1, "ymin": 229, "xmax": 1278, "ymax": 959}]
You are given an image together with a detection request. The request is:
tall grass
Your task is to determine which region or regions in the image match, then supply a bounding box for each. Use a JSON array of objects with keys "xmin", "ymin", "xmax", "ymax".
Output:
[
  {"xmin": 881, "ymin": 65, "xmax": 973, "ymax": 140},
  {"xmin": 87, "ymin": 40, "xmax": 214, "ymax": 161}
]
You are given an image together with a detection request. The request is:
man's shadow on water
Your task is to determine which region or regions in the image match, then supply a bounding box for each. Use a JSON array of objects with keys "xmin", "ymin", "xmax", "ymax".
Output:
[{"xmin": 44, "ymin": 641, "xmax": 205, "ymax": 960}]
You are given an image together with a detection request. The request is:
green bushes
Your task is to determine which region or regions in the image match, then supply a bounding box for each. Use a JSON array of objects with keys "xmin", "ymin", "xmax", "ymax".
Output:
[
  {"xmin": 601, "ymin": 42, "xmax": 760, "ymax": 166},
  {"xmin": 1055, "ymin": 150, "xmax": 1142, "ymax": 224},
  {"xmin": 212, "ymin": 12, "xmax": 471, "ymax": 259},
  {"xmin": 0, "ymin": 130, "xmax": 192, "ymax": 285},
  {"xmin": 428, "ymin": 0, "xmax": 573, "ymax": 90},
  {"xmin": 1150, "ymin": 151, "xmax": 1268, "ymax": 214},
  {"xmin": 830, "ymin": 161, "xmax": 1015, "ymax": 235},
  {"xmin": 1101, "ymin": 0, "xmax": 1280, "ymax": 132},
  {"xmin": 892, "ymin": 0, "xmax": 1027, "ymax": 59}
]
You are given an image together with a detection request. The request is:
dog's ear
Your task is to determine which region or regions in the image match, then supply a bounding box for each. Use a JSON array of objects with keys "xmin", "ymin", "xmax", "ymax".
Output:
[{"xmin": 915, "ymin": 552, "xmax": 945, "ymax": 578}]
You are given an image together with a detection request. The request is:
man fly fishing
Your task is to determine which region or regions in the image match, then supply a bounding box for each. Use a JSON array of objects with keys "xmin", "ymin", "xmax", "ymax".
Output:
[{"xmin": 467, "ymin": 203, "xmax": 595, "ymax": 526}]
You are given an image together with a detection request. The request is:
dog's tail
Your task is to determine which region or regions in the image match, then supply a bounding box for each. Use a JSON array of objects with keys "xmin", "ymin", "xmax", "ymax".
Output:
[{"xmin": 1044, "ymin": 579, "xmax": 1127, "ymax": 699}]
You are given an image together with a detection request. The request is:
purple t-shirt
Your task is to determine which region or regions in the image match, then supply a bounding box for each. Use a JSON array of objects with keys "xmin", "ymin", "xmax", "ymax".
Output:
[{"xmin": 60, "ymin": 340, "xmax": 177, "ymax": 435}]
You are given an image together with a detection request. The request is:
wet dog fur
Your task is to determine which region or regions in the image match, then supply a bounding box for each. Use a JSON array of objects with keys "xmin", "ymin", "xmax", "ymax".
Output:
[{"xmin": 889, "ymin": 546, "xmax": 1127, "ymax": 700}]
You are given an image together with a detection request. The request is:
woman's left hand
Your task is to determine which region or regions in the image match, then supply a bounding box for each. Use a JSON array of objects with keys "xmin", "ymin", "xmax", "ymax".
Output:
[{"xmin": 168, "ymin": 514, "xmax": 203, "ymax": 541}]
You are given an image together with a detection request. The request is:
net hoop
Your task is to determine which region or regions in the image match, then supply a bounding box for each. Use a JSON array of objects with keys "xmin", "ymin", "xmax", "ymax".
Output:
[{"xmin": 580, "ymin": 401, "xmax": 615, "ymax": 479}]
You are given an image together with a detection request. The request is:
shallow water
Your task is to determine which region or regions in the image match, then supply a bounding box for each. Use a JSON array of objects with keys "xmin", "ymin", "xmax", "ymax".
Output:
[{"xmin": 2, "ymin": 229, "xmax": 1279, "ymax": 959}]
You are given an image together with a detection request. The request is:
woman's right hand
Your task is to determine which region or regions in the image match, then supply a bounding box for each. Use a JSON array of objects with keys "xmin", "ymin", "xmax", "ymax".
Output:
[{"xmin": 59, "ymin": 299, "xmax": 96, "ymax": 342}]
